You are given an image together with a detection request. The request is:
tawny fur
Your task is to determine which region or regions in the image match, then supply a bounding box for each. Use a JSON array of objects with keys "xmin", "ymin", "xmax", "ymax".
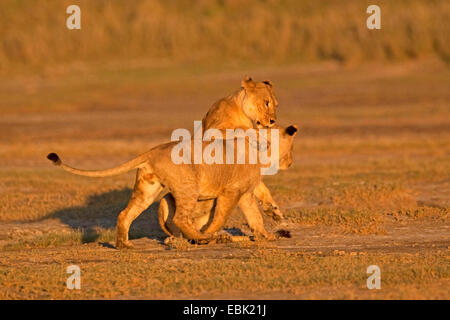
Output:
[
  {"xmin": 201, "ymin": 77, "xmax": 284, "ymax": 221},
  {"xmin": 202, "ymin": 76, "xmax": 278, "ymax": 130},
  {"xmin": 48, "ymin": 126, "xmax": 297, "ymax": 249},
  {"xmin": 158, "ymin": 125, "xmax": 298, "ymax": 242},
  {"xmin": 48, "ymin": 77, "xmax": 293, "ymax": 248}
]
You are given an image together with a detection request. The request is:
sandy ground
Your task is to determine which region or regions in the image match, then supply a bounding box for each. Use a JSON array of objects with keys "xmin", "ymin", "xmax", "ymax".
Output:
[{"xmin": 0, "ymin": 60, "xmax": 449, "ymax": 299}]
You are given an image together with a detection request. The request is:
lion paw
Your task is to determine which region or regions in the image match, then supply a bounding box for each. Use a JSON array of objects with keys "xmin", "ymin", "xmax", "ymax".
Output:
[
  {"xmin": 116, "ymin": 240, "xmax": 134, "ymax": 249},
  {"xmin": 253, "ymin": 231, "xmax": 277, "ymax": 241},
  {"xmin": 213, "ymin": 233, "xmax": 234, "ymax": 244},
  {"xmin": 263, "ymin": 204, "xmax": 284, "ymax": 221}
]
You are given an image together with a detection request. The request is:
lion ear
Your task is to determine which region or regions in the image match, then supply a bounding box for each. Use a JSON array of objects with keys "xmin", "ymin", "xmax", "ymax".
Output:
[
  {"xmin": 285, "ymin": 125, "xmax": 298, "ymax": 136},
  {"xmin": 241, "ymin": 76, "xmax": 255, "ymax": 89},
  {"xmin": 262, "ymin": 80, "xmax": 273, "ymax": 88}
]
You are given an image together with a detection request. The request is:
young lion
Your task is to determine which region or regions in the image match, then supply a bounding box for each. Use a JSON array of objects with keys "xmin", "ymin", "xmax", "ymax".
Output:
[
  {"xmin": 158, "ymin": 125, "xmax": 298, "ymax": 240},
  {"xmin": 203, "ymin": 76, "xmax": 284, "ymax": 220},
  {"xmin": 202, "ymin": 76, "xmax": 277, "ymax": 130},
  {"xmin": 47, "ymin": 125, "xmax": 298, "ymax": 249}
]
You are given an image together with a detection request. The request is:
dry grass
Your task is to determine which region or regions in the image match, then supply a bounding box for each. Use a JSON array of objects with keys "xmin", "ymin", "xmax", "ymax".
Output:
[
  {"xmin": 0, "ymin": 0, "xmax": 449, "ymax": 74},
  {"xmin": 332, "ymin": 184, "xmax": 417, "ymax": 213},
  {"xmin": 2, "ymin": 229, "xmax": 117, "ymax": 251},
  {"xmin": 0, "ymin": 248, "xmax": 448, "ymax": 299},
  {"xmin": 284, "ymin": 183, "xmax": 448, "ymax": 234}
]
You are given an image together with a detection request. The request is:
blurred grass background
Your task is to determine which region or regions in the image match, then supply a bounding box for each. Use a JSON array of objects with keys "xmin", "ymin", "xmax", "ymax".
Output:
[{"xmin": 0, "ymin": 0, "xmax": 449, "ymax": 75}]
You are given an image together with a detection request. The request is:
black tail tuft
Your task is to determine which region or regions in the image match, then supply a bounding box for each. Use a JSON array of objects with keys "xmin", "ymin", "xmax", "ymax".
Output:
[
  {"xmin": 47, "ymin": 153, "xmax": 61, "ymax": 165},
  {"xmin": 276, "ymin": 229, "xmax": 291, "ymax": 238}
]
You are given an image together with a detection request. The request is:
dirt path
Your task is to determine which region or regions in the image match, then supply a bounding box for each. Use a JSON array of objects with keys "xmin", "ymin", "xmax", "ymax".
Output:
[
  {"xmin": 125, "ymin": 221, "xmax": 450, "ymax": 256},
  {"xmin": 1, "ymin": 218, "xmax": 448, "ymax": 256}
]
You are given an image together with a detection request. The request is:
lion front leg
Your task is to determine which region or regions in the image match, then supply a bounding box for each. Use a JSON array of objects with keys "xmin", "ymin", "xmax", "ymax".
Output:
[
  {"xmin": 238, "ymin": 192, "xmax": 276, "ymax": 241},
  {"xmin": 170, "ymin": 189, "xmax": 215, "ymax": 241},
  {"xmin": 202, "ymin": 191, "xmax": 241, "ymax": 235},
  {"xmin": 158, "ymin": 193, "xmax": 216, "ymax": 239},
  {"xmin": 253, "ymin": 181, "xmax": 283, "ymax": 221}
]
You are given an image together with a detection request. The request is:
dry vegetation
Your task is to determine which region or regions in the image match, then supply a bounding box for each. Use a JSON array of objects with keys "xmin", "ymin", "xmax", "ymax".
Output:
[
  {"xmin": 0, "ymin": 0, "xmax": 449, "ymax": 299},
  {"xmin": 1, "ymin": 248, "xmax": 448, "ymax": 299},
  {"xmin": 0, "ymin": 0, "xmax": 449, "ymax": 74}
]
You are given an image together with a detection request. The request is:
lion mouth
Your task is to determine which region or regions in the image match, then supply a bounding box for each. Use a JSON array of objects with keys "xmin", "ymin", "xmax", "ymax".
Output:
[{"xmin": 256, "ymin": 120, "xmax": 273, "ymax": 128}]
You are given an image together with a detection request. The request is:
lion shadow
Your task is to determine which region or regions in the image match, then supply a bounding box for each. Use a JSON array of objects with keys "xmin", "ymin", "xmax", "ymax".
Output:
[
  {"xmin": 42, "ymin": 188, "xmax": 248, "ymax": 247},
  {"xmin": 42, "ymin": 188, "xmax": 167, "ymax": 245}
]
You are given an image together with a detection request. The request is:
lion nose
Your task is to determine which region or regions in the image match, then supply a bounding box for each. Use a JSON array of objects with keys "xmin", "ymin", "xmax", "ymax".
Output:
[{"xmin": 270, "ymin": 119, "xmax": 276, "ymax": 124}]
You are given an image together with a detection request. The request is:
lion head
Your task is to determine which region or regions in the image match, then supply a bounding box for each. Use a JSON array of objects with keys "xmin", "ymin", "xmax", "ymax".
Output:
[
  {"xmin": 277, "ymin": 124, "xmax": 298, "ymax": 170},
  {"xmin": 241, "ymin": 76, "xmax": 278, "ymax": 128}
]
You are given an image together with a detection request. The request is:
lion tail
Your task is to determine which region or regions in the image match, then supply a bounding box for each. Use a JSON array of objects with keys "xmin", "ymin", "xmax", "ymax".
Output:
[{"xmin": 46, "ymin": 152, "xmax": 149, "ymax": 177}]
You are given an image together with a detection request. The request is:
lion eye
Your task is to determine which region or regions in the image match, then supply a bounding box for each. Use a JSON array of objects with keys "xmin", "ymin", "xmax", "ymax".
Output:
[{"xmin": 265, "ymin": 100, "xmax": 270, "ymax": 108}]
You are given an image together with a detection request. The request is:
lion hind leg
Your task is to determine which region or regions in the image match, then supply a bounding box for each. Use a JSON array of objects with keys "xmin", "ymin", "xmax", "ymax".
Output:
[
  {"xmin": 158, "ymin": 193, "xmax": 182, "ymax": 237},
  {"xmin": 116, "ymin": 168, "xmax": 163, "ymax": 249}
]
